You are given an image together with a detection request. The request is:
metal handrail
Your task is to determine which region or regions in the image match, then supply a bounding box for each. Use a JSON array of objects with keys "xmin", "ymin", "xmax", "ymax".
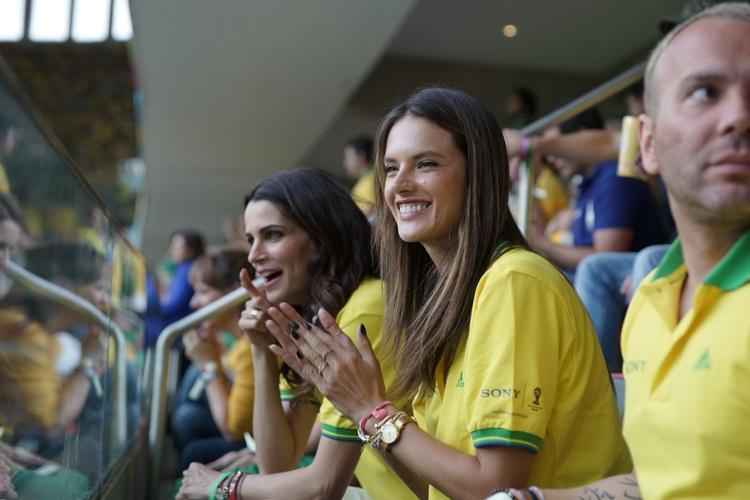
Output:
[
  {"xmin": 148, "ymin": 286, "xmax": 249, "ymax": 496},
  {"xmin": 2, "ymin": 259, "xmax": 128, "ymax": 448},
  {"xmin": 516, "ymin": 61, "xmax": 646, "ymax": 233}
]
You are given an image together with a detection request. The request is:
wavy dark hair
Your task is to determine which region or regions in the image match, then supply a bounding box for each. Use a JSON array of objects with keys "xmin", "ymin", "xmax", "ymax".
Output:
[
  {"xmin": 244, "ymin": 168, "xmax": 376, "ymax": 319},
  {"xmin": 374, "ymin": 87, "xmax": 527, "ymax": 399}
]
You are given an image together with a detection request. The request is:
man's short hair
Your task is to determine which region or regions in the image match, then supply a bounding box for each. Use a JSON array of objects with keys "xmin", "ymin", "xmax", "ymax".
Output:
[
  {"xmin": 345, "ymin": 135, "xmax": 374, "ymax": 164},
  {"xmin": 644, "ymin": 2, "xmax": 750, "ymax": 115}
]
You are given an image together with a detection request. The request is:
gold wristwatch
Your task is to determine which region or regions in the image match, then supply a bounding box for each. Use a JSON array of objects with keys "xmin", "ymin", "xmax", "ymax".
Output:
[{"xmin": 376, "ymin": 411, "xmax": 412, "ymax": 451}]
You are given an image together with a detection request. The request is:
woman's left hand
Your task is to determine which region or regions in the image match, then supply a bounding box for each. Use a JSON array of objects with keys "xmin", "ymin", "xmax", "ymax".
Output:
[
  {"xmin": 265, "ymin": 304, "xmax": 387, "ymax": 423},
  {"xmin": 175, "ymin": 462, "xmax": 220, "ymax": 500}
]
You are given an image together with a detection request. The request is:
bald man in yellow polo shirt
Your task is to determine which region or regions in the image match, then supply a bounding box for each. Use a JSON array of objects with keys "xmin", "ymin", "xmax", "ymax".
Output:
[{"xmin": 500, "ymin": 4, "xmax": 750, "ymax": 500}]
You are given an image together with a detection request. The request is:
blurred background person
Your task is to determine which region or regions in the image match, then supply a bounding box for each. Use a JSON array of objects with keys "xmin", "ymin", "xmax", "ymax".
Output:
[
  {"xmin": 171, "ymin": 249, "xmax": 255, "ymax": 471},
  {"xmin": 342, "ymin": 135, "xmax": 376, "ymax": 219},
  {"xmin": 144, "ymin": 229, "xmax": 205, "ymax": 348},
  {"xmin": 503, "ymin": 86, "xmax": 538, "ymax": 128}
]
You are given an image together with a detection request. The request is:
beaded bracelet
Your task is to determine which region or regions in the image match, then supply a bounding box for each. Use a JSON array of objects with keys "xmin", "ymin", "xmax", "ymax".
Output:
[
  {"xmin": 227, "ymin": 471, "xmax": 244, "ymax": 500},
  {"xmin": 234, "ymin": 472, "xmax": 248, "ymax": 500},
  {"xmin": 208, "ymin": 471, "xmax": 233, "ymax": 500}
]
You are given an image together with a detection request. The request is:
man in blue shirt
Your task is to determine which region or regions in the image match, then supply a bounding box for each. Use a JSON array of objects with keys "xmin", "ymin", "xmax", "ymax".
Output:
[
  {"xmin": 572, "ymin": 159, "xmax": 665, "ymax": 251},
  {"xmin": 527, "ymin": 109, "xmax": 667, "ymax": 273}
]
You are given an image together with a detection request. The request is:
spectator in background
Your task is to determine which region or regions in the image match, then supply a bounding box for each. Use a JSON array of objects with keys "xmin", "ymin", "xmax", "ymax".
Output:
[
  {"xmin": 171, "ymin": 249, "xmax": 255, "ymax": 470},
  {"xmin": 506, "ymin": 82, "xmax": 674, "ymax": 372},
  {"xmin": 342, "ymin": 135, "xmax": 376, "ymax": 218},
  {"xmin": 524, "ymin": 108, "xmax": 667, "ymax": 276},
  {"xmin": 504, "ymin": 87, "xmax": 538, "ymax": 128},
  {"xmin": 221, "ymin": 214, "xmax": 249, "ymax": 252},
  {"xmin": 144, "ymin": 229, "xmax": 205, "ymax": 347},
  {"xmin": 624, "ymin": 81, "xmax": 645, "ymax": 117}
]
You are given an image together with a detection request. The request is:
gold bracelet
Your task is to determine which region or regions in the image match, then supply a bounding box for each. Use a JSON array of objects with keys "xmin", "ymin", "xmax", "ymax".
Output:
[{"xmin": 371, "ymin": 411, "xmax": 412, "ymax": 451}]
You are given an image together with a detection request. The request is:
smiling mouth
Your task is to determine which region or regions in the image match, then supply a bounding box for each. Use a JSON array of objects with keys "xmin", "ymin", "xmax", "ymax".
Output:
[
  {"xmin": 397, "ymin": 202, "xmax": 431, "ymax": 217},
  {"xmin": 257, "ymin": 270, "xmax": 283, "ymax": 286}
]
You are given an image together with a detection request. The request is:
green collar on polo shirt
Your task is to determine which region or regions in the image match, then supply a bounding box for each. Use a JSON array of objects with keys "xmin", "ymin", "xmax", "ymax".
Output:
[{"xmin": 652, "ymin": 230, "xmax": 750, "ymax": 291}]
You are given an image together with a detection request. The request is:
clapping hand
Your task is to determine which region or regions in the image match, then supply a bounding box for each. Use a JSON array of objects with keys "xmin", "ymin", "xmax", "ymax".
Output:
[{"xmin": 264, "ymin": 304, "xmax": 386, "ymax": 423}]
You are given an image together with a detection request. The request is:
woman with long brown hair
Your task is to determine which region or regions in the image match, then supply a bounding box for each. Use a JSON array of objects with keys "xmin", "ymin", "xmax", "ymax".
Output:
[{"xmin": 265, "ymin": 88, "xmax": 630, "ymax": 500}]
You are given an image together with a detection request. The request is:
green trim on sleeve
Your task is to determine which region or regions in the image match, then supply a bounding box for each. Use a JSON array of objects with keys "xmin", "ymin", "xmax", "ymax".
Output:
[
  {"xmin": 470, "ymin": 428, "xmax": 543, "ymax": 453},
  {"xmin": 279, "ymin": 388, "xmax": 296, "ymax": 401},
  {"xmin": 320, "ymin": 423, "xmax": 360, "ymax": 443}
]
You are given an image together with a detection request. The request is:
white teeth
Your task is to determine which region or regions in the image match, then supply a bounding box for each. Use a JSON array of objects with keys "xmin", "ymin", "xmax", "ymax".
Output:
[
  {"xmin": 398, "ymin": 203, "xmax": 429, "ymax": 215},
  {"xmin": 252, "ymin": 276, "xmax": 267, "ymax": 288}
]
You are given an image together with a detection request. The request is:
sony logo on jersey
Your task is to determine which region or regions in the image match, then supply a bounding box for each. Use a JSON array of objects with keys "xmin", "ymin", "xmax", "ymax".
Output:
[{"xmin": 480, "ymin": 388, "xmax": 521, "ymax": 399}]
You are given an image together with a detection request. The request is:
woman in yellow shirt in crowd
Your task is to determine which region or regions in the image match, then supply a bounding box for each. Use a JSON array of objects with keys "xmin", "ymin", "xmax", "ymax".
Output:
[
  {"xmin": 171, "ymin": 249, "xmax": 255, "ymax": 470},
  {"xmin": 266, "ymin": 88, "xmax": 630, "ymax": 500}
]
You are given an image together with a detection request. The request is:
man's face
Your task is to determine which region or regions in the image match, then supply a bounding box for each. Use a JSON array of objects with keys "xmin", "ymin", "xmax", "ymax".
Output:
[{"xmin": 641, "ymin": 18, "xmax": 750, "ymax": 226}]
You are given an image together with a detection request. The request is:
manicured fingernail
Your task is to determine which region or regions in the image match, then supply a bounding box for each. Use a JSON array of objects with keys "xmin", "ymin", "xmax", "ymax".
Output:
[
  {"xmin": 289, "ymin": 322, "xmax": 300, "ymax": 339},
  {"xmin": 359, "ymin": 324, "xmax": 367, "ymax": 337}
]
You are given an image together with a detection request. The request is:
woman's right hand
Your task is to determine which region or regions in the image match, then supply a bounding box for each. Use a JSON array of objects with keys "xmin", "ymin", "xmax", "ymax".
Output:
[
  {"xmin": 206, "ymin": 449, "xmax": 256, "ymax": 472},
  {"xmin": 238, "ymin": 269, "xmax": 276, "ymax": 349}
]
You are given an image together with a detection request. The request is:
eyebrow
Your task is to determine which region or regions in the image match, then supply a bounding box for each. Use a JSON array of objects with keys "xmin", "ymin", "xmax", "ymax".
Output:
[
  {"xmin": 245, "ymin": 224, "xmax": 285, "ymax": 237},
  {"xmin": 679, "ymin": 70, "xmax": 728, "ymax": 88},
  {"xmin": 383, "ymin": 150, "xmax": 447, "ymax": 163}
]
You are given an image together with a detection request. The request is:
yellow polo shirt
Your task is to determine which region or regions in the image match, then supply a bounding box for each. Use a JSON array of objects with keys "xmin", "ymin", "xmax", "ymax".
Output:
[
  {"xmin": 622, "ymin": 232, "xmax": 750, "ymax": 500},
  {"xmin": 413, "ymin": 248, "xmax": 629, "ymax": 500},
  {"xmin": 351, "ymin": 171, "xmax": 376, "ymax": 214},
  {"xmin": 281, "ymin": 278, "xmax": 416, "ymax": 500}
]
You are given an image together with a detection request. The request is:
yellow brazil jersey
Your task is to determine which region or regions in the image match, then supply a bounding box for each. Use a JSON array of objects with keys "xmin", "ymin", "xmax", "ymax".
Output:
[
  {"xmin": 223, "ymin": 337, "xmax": 255, "ymax": 439},
  {"xmin": 280, "ymin": 278, "xmax": 416, "ymax": 500},
  {"xmin": 622, "ymin": 232, "xmax": 750, "ymax": 500},
  {"xmin": 0, "ymin": 309, "xmax": 61, "ymax": 431},
  {"xmin": 413, "ymin": 248, "xmax": 629, "ymax": 500},
  {"xmin": 351, "ymin": 171, "xmax": 376, "ymax": 214}
]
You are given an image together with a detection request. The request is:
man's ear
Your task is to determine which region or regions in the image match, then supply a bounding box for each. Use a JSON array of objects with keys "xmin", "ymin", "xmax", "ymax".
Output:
[{"xmin": 639, "ymin": 114, "xmax": 661, "ymax": 176}]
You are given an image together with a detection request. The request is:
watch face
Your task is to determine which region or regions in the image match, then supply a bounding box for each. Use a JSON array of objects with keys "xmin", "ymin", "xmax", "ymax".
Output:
[
  {"xmin": 485, "ymin": 493, "xmax": 514, "ymax": 500},
  {"xmin": 381, "ymin": 423, "xmax": 399, "ymax": 443}
]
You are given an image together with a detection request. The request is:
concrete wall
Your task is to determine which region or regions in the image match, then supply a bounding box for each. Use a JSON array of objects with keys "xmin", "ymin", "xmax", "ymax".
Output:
[{"xmin": 301, "ymin": 55, "xmax": 603, "ymax": 181}]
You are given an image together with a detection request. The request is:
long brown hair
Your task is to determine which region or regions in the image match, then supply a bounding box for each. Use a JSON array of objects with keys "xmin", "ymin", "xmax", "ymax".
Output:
[{"xmin": 374, "ymin": 88, "xmax": 526, "ymax": 399}]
